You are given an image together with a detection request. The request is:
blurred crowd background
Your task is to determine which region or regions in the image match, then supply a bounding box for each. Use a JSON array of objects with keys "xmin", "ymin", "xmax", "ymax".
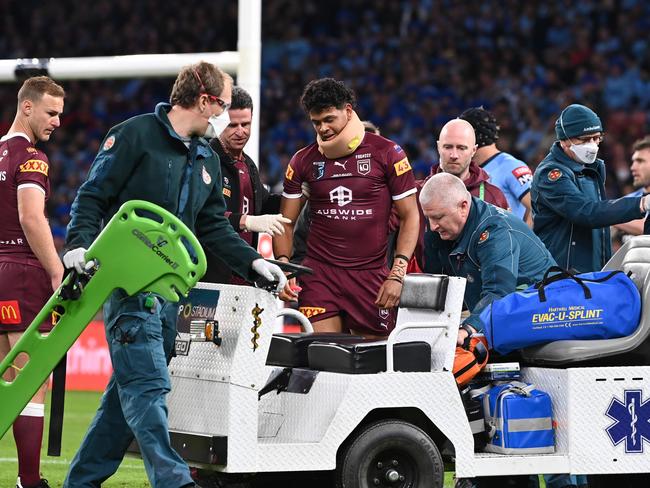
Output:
[{"xmin": 1, "ymin": 0, "xmax": 650, "ymax": 250}]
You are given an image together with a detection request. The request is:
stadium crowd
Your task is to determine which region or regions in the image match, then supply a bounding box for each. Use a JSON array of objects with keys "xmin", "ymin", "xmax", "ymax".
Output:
[{"xmin": 1, "ymin": 0, "xmax": 650, "ymax": 251}]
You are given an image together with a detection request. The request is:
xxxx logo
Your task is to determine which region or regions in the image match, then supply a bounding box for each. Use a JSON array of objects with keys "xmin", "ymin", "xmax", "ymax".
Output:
[
  {"xmin": 19, "ymin": 159, "xmax": 49, "ymax": 176},
  {"xmin": 299, "ymin": 306, "xmax": 326, "ymax": 319}
]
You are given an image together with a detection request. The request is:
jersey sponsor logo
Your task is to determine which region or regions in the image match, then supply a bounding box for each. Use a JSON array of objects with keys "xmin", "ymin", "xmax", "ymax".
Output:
[
  {"xmin": 512, "ymin": 165, "xmax": 532, "ymax": 185},
  {"xmin": 103, "ymin": 135, "xmax": 116, "ymax": 151},
  {"xmin": 478, "ymin": 230, "xmax": 489, "ymax": 243},
  {"xmin": 329, "ymin": 185, "xmax": 353, "ymax": 207},
  {"xmin": 393, "ymin": 157, "xmax": 412, "ymax": 176},
  {"xmin": 606, "ymin": 389, "xmax": 650, "ymax": 453},
  {"xmin": 313, "ymin": 161, "xmax": 325, "ymax": 180},
  {"xmin": 355, "ymin": 153, "xmax": 371, "ymax": 159},
  {"xmin": 223, "ymin": 188, "xmax": 231, "ymax": 197},
  {"xmin": 299, "ymin": 306, "xmax": 326, "ymax": 319},
  {"xmin": 19, "ymin": 159, "xmax": 48, "ymax": 176},
  {"xmin": 357, "ymin": 159, "xmax": 371, "ymax": 175},
  {"xmin": 393, "ymin": 144, "xmax": 403, "ymax": 153},
  {"xmin": 0, "ymin": 300, "xmax": 21, "ymax": 325},
  {"xmin": 202, "ymin": 165, "xmax": 212, "ymax": 185},
  {"xmin": 26, "ymin": 147, "xmax": 37, "ymax": 154},
  {"xmin": 548, "ymin": 169, "xmax": 562, "ymax": 182},
  {"xmin": 316, "ymin": 208, "xmax": 373, "ymax": 220},
  {"xmin": 0, "ymin": 238, "xmax": 24, "ymax": 245},
  {"xmin": 285, "ymin": 164, "xmax": 294, "ymax": 181},
  {"xmin": 334, "ymin": 160, "xmax": 347, "ymax": 170},
  {"xmin": 0, "ymin": 171, "xmax": 6, "ymax": 181},
  {"xmin": 0, "ymin": 149, "xmax": 6, "ymax": 163}
]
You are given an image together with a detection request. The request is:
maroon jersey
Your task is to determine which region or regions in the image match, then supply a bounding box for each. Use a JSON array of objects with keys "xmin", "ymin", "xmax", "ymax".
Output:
[
  {"xmin": 0, "ymin": 133, "xmax": 50, "ymax": 259},
  {"xmin": 234, "ymin": 158, "xmax": 255, "ymax": 247},
  {"xmin": 283, "ymin": 133, "xmax": 416, "ymax": 269}
]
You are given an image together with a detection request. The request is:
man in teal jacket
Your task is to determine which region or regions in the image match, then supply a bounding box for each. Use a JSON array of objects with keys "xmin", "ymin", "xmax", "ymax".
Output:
[
  {"xmin": 532, "ymin": 104, "xmax": 648, "ymax": 273},
  {"xmin": 420, "ymin": 173, "xmax": 556, "ymax": 344},
  {"xmin": 62, "ymin": 62, "xmax": 285, "ymax": 488}
]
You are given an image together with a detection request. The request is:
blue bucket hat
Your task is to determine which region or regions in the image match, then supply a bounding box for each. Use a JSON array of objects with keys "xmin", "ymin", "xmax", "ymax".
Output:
[{"xmin": 555, "ymin": 104, "xmax": 603, "ymax": 140}]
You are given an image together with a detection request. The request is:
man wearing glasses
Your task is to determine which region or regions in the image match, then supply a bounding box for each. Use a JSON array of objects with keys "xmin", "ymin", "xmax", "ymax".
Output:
[
  {"xmin": 62, "ymin": 62, "xmax": 285, "ymax": 488},
  {"xmin": 531, "ymin": 103, "xmax": 648, "ymax": 275}
]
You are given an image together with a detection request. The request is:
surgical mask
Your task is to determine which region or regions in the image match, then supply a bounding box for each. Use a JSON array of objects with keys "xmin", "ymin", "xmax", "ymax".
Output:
[
  {"xmin": 204, "ymin": 111, "xmax": 230, "ymax": 139},
  {"xmin": 570, "ymin": 141, "xmax": 599, "ymax": 165}
]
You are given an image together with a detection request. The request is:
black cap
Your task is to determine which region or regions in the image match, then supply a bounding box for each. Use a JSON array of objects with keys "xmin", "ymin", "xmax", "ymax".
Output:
[{"xmin": 459, "ymin": 107, "xmax": 499, "ymax": 147}]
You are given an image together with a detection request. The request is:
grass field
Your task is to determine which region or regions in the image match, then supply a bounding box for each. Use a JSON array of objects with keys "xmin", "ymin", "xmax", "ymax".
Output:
[
  {"xmin": 1, "ymin": 391, "xmax": 464, "ymax": 487},
  {"xmin": 0, "ymin": 391, "xmax": 149, "ymax": 487}
]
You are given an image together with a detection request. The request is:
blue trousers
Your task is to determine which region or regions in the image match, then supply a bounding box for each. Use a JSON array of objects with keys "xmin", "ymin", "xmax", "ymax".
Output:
[
  {"xmin": 544, "ymin": 474, "xmax": 588, "ymax": 487},
  {"xmin": 64, "ymin": 292, "xmax": 192, "ymax": 488}
]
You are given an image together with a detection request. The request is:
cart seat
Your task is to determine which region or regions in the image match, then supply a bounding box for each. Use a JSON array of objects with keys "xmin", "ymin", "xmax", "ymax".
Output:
[
  {"xmin": 521, "ymin": 236, "xmax": 650, "ymax": 366},
  {"xmin": 266, "ymin": 333, "xmax": 362, "ymax": 368},
  {"xmin": 307, "ymin": 338, "xmax": 431, "ymax": 374}
]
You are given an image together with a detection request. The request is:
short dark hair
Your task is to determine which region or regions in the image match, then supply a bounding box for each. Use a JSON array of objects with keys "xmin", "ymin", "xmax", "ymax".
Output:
[
  {"xmin": 231, "ymin": 86, "xmax": 253, "ymax": 111},
  {"xmin": 300, "ymin": 78, "xmax": 356, "ymax": 114},
  {"xmin": 632, "ymin": 136, "xmax": 650, "ymax": 153},
  {"xmin": 18, "ymin": 76, "xmax": 65, "ymax": 102},
  {"xmin": 170, "ymin": 61, "xmax": 225, "ymax": 109},
  {"xmin": 459, "ymin": 106, "xmax": 499, "ymax": 147}
]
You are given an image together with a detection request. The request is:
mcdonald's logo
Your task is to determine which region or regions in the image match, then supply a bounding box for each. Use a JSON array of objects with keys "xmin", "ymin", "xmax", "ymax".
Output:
[{"xmin": 0, "ymin": 300, "xmax": 21, "ymax": 325}]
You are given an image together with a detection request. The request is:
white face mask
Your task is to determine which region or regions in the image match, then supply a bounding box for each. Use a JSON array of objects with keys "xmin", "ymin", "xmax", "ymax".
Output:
[
  {"xmin": 570, "ymin": 141, "xmax": 599, "ymax": 165},
  {"xmin": 204, "ymin": 111, "xmax": 230, "ymax": 139}
]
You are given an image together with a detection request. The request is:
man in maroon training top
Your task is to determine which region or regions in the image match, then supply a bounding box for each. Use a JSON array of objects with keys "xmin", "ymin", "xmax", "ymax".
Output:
[
  {"xmin": 0, "ymin": 76, "xmax": 65, "ymax": 488},
  {"xmin": 273, "ymin": 78, "xmax": 419, "ymax": 338}
]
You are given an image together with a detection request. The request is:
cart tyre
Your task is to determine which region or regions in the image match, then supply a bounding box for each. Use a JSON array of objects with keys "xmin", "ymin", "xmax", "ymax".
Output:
[{"xmin": 337, "ymin": 419, "xmax": 444, "ymax": 488}]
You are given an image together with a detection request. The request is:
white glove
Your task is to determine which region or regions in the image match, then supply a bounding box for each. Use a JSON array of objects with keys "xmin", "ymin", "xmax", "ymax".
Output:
[
  {"xmin": 642, "ymin": 194, "xmax": 650, "ymax": 214},
  {"xmin": 62, "ymin": 247, "xmax": 88, "ymax": 273},
  {"xmin": 251, "ymin": 258, "xmax": 287, "ymax": 292},
  {"xmin": 243, "ymin": 214, "xmax": 291, "ymax": 236}
]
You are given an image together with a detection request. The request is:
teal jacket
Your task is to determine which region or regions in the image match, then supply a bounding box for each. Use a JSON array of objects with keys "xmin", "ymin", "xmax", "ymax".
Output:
[
  {"xmin": 531, "ymin": 142, "xmax": 643, "ymax": 272},
  {"xmin": 66, "ymin": 103, "xmax": 259, "ymax": 280},
  {"xmin": 423, "ymin": 197, "xmax": 556, "ymax": 331}
]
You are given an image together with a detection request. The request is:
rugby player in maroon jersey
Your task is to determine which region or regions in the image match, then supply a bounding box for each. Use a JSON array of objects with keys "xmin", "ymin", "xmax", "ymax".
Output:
[
  {"xmin": 273, "ymin": 78, "xmax": 419, "ymax": 338},
  {"xmin": 0, "ymin": 76, "xmax": 65, "ymax": 488}
]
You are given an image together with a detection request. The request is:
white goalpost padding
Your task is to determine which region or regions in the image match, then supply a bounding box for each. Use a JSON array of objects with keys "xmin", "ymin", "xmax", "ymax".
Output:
[{"xmin": 0, "ymin": 0, "xmax": 262, "ymax": 163}]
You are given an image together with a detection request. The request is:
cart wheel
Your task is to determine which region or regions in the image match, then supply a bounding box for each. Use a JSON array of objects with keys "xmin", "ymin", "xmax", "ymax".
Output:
[{"xmin": 337, "ymin": 419, "xmax": 444, "ymax": 488}]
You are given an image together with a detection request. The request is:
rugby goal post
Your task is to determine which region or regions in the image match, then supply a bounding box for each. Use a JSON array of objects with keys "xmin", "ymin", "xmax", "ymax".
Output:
[{"xmin": 0, "ymin": 0, "xmax": 262, "ymax": 163}]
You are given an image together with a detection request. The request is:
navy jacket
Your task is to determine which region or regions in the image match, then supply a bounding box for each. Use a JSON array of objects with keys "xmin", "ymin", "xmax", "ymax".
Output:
[
  {"xmin": 423, "ymin": 197, "xmax": 556, "ymax": 331},
  {"xmin": 531, "ymin": 142, "xmax": 643, "ymax": 272}
]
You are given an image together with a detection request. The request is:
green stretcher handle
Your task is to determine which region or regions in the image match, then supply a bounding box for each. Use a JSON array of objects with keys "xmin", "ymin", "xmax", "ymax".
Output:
[{"xmin": 0, "ymin": 200, "xmax": 206, "ymax": 438}]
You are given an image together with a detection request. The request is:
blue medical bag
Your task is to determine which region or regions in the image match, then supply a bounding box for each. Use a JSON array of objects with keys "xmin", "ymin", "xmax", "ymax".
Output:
[
  {"xmin": 481, "ymin": 267, "xmax": 641, "ymax": 354},
  {"xmin": 482, "ymin": 382, "xmax": 554, "ymax": 454}
]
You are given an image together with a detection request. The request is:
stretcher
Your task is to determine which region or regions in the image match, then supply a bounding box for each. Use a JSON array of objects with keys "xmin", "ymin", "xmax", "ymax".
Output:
[{"xmin": 0, "ymin": 200, "xmax": 206, "ymax": 438}]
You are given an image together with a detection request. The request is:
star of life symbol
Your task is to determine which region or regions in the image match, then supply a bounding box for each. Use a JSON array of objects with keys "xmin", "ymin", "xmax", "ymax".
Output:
[
  {"xmin": 605, "ymin": 389, "xmax": 650, "ymax": 453},
  {"xmin": 329, "ymin": 185, "xmax": 352, "ymax": 207}
]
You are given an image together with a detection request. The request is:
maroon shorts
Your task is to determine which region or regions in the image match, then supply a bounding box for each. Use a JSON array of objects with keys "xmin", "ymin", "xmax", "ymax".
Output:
[
  {"xmin": 298, "ymin": 258, "xmax": 396, "ymax": 336},
  {"xmin": 0, "ymin": 258, "xmax": 53, "ymax": 333}
]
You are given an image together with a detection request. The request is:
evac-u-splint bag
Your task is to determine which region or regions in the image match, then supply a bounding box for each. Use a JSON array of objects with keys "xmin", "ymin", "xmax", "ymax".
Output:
[{"xmin": 480, "ymin": 267, "xmax": 641, "ymax": 354}]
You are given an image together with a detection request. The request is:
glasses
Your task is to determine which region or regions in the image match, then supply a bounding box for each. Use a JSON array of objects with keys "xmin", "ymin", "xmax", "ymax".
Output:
[
  {"xmin": 193, "ymin": 69, "xmax": 230, "ymax": 111},
  {"xmin": 573, "ymin": 133, "xmax": 605, "ymax": 144},
  {"xmin": 201, "ymin": 93, "xmax": 231, "ymax": 111}
]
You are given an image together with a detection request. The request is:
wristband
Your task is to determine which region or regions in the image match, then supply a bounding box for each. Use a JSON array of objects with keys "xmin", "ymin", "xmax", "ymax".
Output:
[
  {"xmin": 394, "ymin": 254, "xmax": 410, "ymax": 263},
  {"xmin": 275, "ymin": 254, "xmax": 290, "ymax": 261}
]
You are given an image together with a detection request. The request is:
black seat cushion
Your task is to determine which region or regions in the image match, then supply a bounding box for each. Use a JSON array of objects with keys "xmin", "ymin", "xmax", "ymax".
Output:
[
  {"xmin": 307, "ymin": 339, "xmax": 431, "ymax": 374},
  {"xmin": 266, "ymin": 333, "xmax": 363, "ymax": 368}
]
